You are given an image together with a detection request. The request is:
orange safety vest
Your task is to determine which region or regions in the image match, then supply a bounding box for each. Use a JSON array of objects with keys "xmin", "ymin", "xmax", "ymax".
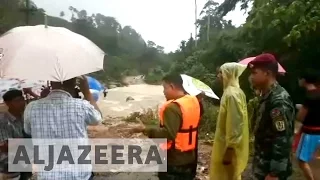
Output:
[{"xmin": 159, "ymin": 95, "xmax": 200, "ymax": 152}]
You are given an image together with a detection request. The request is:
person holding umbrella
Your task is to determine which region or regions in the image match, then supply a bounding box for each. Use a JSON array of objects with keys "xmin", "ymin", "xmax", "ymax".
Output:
[
  {"xmin": 247, "ymin": 53, "xmax": 295, "ymax": 180},
  {"xmin": 23, "ymin": 76, "xmax": 102, "ymax": 180},
  {"xmin": 209, "ymin": 62, "xmax": 249, "ymax": 180}
]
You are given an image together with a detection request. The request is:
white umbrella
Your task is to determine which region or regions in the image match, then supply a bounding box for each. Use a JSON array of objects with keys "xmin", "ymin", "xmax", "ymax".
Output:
[
  {"xmin": 0, "ymin": 25, "xmax": 105, "ymax": 81},
  {"xmin": 0, "ymin": 78, "xmax": 46, "ymax": 103},
  {"xmin": 180, "ymin": 74, "xmax": 219, "ymax": 99}
]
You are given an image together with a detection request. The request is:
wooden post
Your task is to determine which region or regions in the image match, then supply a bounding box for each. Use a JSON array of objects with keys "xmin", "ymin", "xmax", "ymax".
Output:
[{"xmin": 207, "ymin": 11, "xmax": 210, "ymax": 42}]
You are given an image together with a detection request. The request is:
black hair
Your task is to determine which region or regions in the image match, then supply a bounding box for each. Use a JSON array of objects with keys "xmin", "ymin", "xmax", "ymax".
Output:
[
  {"xmin": 74, "ymin": 87, "xmax": 82, "ymax": 99},
  {"xmin": 299, "ymin": 69, "xmax": 320, "ymax": 84},
  {"xmin": 51, "ymin": 78, "xmax": 76, "ymax": 89},
  {"xmin": 3, "ymin": 89, "xmax": 23, "ymax": 102},
  {"xmin": 162, "ymin": 73, "xmax": 184, "ymax": 89}
]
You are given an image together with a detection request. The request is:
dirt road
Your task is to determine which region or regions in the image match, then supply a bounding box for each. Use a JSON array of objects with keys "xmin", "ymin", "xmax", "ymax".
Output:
[{"xmin": 91, "ymin": 84, "xmax": 319, "ymax": 180}]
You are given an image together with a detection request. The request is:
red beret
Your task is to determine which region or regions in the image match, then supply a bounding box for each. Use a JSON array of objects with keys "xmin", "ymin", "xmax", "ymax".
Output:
[{"xmin": 248, "ymin": 53, "xmax": 278, "ymax": 72}]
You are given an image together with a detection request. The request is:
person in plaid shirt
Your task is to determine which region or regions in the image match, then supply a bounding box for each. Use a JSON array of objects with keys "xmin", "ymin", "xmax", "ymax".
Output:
[
  {"xmin": 24, "ymin": 76, "xmax": 102, "ymax": 180},
  {"xmin": 0, "ymin": 90, "xmax": 31, "ymax": 180}
]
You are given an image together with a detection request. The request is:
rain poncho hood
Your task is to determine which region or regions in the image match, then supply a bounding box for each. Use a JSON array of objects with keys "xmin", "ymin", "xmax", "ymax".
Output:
[
  {"xmin": 220, "ymin": 62, "xmax": 246, "ymax": 89},
  {"xmin": 209, "ymin": 62, "xmax": 249, "ymax": 180}
]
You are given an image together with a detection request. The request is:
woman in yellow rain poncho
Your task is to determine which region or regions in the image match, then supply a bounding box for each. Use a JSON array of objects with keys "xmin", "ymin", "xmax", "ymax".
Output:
[{"xmin": 209, "ymin": 62, "xmax": 249, "ymax": 180}]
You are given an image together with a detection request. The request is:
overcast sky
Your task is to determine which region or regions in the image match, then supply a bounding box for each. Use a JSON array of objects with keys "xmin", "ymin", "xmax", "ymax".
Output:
[{"xmin": 32, "ymin": 0, "xmax": 248, "ymax": 52}]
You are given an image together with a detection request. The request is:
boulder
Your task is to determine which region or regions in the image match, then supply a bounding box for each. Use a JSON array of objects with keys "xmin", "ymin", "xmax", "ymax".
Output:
[
  {"xmin": 126, "ymin": 96, "xmax": 134, "ymax": 102},
  {"xmin": 109, "ymin": 85, "xmax": 117, "ymax": 89}
]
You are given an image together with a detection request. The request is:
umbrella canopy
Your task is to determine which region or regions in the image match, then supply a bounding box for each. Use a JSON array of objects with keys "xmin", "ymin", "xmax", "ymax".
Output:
[
  {"xmin": 180, "ymin": 74, "xmax": 219, "ymax": 99},
  {"xmin": 238, "ymin": 57, "xmax": 286, "ymax": 73},
  {"xmin": 0, "ymin": 25, "xmax": 105, "ymax": 81},
  {"xmin": 86, "ymin": 76, "xmax": 103, "ymax": 91},
  {"xmin": 0, "ymin": 78, "xmax": 46, "ymax": 103}
]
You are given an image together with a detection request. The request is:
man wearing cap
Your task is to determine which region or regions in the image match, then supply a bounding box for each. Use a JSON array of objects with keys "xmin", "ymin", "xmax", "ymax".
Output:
[{"xmin": 248, "ymin": 53, "xmax": 295, "ymax": 180}]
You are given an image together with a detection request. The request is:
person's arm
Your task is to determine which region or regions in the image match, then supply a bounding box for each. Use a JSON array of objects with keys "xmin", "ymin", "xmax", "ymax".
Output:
[
  {"xmin": 23, "ymin": 88, "xmax": 40, "ymax": 99},
  {"xmin": 23, "ymin": 103, "xmax": 33, "ymax": 135},
  {"xmin": 0, "ymin": 120, "xmax": 9, "ymax": 152},
  {"xmin": 296, "ymin": 97, "xmax": 310, "ymax": 122},
  {"xmin": 144, "ymin": 103, "xmax": 182, "ymax": 139},
  {"xmin": 225, "ymin": 95, "xmax": 244, "ymax": 148},
  {"xmin": 83, "ymin": 100, "xmax": 102, "ymax": 126},
  {"xmin": 79, "ymin": 76, "xmax": 102, "ymax": 115},
  {"xmin": 296, "ymin": 106, "xmax": 308, "ymax": 122},
  {"xmin": 269, "ymin": 103, "xmax": 292, "ymax": 177}
]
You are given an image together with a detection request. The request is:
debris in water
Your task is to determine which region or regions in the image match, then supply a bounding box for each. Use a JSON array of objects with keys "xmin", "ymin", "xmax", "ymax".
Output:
[{"xmin": 126, "ymin": 96, "xmax": 134, "ymax": 102}]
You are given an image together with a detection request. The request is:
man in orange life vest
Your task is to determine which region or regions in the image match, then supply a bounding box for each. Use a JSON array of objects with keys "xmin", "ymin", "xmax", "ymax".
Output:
[{"xmin": 131, "ymin": 73, "xmax": 203, "ymax": 180}]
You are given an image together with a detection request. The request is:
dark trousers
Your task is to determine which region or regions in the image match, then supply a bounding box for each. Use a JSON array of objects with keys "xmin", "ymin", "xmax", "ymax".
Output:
[
  {"xmin": 159, "ymin": 135, "xmax": 199, "ymax": 180},
  {"xmin": 19, "ymin": 172, "xmax": 32, "ymax": 180},
  {"xmin": 88, "ymin": 172, "xmax": 94, "ymax": 180},
  {"xmin": 158, "ymin": 164, "xmax": 196, "ymax": 180}
]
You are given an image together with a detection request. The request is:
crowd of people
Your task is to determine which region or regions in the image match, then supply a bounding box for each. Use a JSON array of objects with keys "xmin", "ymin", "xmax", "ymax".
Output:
[
  {"xmin": 0, "ymin": 76, "xmax": 102, "ymax": 180},
  {"xmin": 0, "ymin": 53, "xmax": 319, "ymax": 180},
  {"xmin": 131, "ymin": 53, "xmax": 319, "ymax": 180}
]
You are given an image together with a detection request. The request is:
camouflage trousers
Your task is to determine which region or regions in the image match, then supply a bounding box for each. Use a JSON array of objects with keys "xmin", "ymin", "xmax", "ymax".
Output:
[
  {"xmin": 251, "ymin": 155, "xmax": 291, "ymax": 180},
  {"xmin": 158, "ymin": 163, "xmax": 196, "ymax": 180}
]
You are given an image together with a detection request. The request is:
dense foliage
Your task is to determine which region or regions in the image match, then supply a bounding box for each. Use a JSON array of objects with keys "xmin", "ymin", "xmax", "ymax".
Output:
[
  {"xmin": 163, "ymin": 0, "xmax": 320, "ymax": 137},
  {"xmin": 167, "ymin": 0, "xmax": 320, "ymax": 104}
]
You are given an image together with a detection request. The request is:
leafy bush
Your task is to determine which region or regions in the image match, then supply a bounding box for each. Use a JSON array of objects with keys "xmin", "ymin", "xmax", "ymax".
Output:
[
  {"xmin": 144, "ymin": 73, "xmax": 162, "ymax": 85},
  {"xmin": 122, "ymin": 107, "xmax": 159, "ymax": 127},
  {"xmin": 199, "ymin": 101, "xmax": 219, "ymax": 139},
  {"xmin": 247, "ymin": 96, "xmax": 259, "ymax": 135},
  {"xmin": 144, "ymin": 66, "xmax": 165, "ymax": 85}
]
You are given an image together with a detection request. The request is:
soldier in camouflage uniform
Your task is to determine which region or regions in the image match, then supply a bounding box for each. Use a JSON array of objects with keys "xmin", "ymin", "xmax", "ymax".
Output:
[{"xmin": 247, "ymin": 53, "xmax": 295, "ymax": 180}]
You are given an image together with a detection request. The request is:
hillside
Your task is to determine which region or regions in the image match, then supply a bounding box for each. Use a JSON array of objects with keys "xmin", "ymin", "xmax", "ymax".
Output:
[{"xmin": 0, "ymin": 0, "xmax": 170, "ymax": 86}]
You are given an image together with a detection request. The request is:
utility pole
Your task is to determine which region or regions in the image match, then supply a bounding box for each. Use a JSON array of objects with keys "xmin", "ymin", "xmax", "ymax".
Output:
[
  {"xmin": 194, "ymin": 0, "xmax": 198, "ymax": 48},
  {"xmin": 207, "ymin": 9, "xmax": 210, "ymax": 42}
]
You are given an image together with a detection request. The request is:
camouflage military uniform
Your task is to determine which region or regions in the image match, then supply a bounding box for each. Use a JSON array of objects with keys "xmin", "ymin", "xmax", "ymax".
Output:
[
  {"xmin": 248, "ymin": 96, "xmax": 259, "ymax": 134},
  {"xmin": 252, "ymin": 83, "xmax": 295, "ymax": 180}
]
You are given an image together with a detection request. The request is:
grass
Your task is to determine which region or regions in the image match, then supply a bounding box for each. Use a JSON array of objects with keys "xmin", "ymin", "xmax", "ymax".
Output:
[{"xmin": 122, "ymin": 106, "xmax": 159, "ymax": 127}]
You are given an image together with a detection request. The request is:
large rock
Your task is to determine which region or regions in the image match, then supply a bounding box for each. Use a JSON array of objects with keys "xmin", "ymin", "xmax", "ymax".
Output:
[
  {"xmin": 109, "ymin": 84, "xmax": 117, "ymax": 89},
  {"xmin": 126, "ymin": 96, "xmax": 134, "ymax": 102}
]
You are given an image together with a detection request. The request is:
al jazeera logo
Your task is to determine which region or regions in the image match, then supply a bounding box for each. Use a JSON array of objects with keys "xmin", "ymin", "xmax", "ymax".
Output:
[{"xmin": 191, "ymin": 78, "xmax": 209, "ymax": 90}]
